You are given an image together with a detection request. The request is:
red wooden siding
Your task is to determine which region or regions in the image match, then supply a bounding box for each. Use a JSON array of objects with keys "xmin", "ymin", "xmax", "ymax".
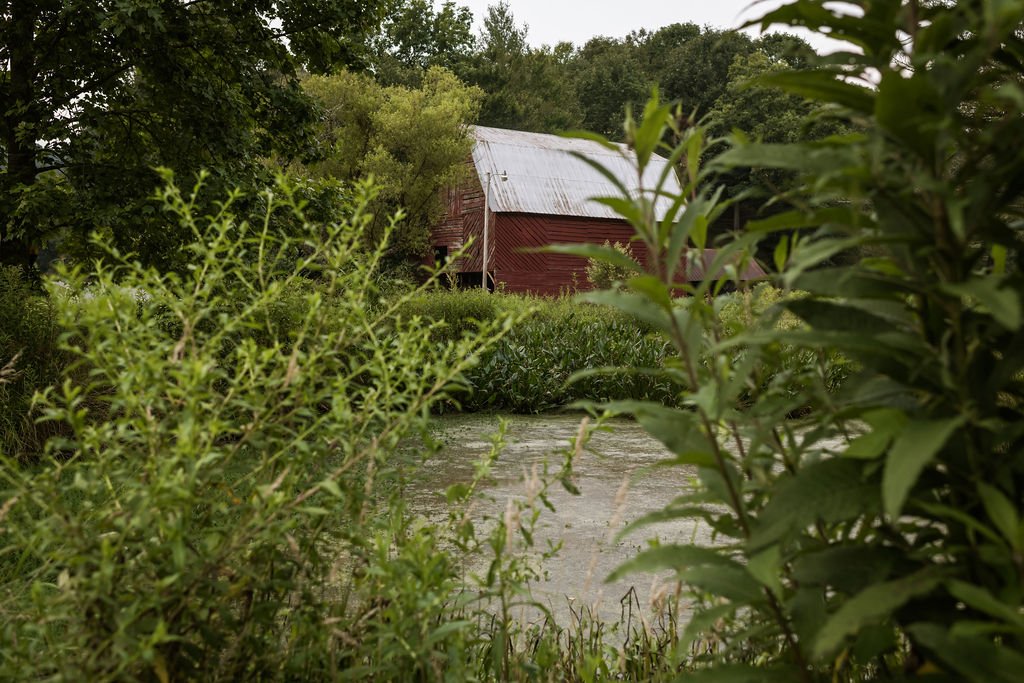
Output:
[{"xmin": 492, "ymin": 213, "xmax": 641, "ymax": 295}]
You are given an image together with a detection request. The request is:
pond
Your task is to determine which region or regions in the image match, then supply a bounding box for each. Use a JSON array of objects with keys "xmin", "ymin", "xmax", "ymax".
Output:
[{"xmin": 407, "ymin": 413, "xmax": 715, "ymax": 626}]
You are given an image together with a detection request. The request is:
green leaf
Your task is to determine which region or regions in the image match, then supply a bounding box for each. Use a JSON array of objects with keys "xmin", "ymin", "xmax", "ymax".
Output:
[
  {"xmin": 542, "ymin": 243, "xmax": 641, "ymax": 274},
  {"xmin": 813, "ymin": 570, "xmax": 943, "ymax": 659},
  {"xmin": 592, "ymin": 196, "xmax": 649, "ymax": 231},
  {"xmin": 445, "ymin": 482, "xmax": 471, "ymax": 504},
  {"xmin": 580, "ymin": 289, "xmax": 672, "ymax": 335},
  {"xmin": 692, "ymin": 215, "xmax": 709, "ymax": 250},
  {"xmin": 632, "ymin": 94, "xmax": 672, "ymax": 169},
  {"xmin": 760, "ymin": 70, "xmax": 875, "ymax": 113},
  {"xmin": 913, "ymin": 501, "xmax": 1005, "ymax": 546},
  {"xmin": 747, "ymin": 545, "xmax": 783, "ymax": 598},
  {"xmin": 601, "ymin": 400, "xmax": 716, "ymax": 467},
  {"xmin": 681, "ymin": 565, "xmax": 765, "ymax": 604},
  {"xmin": 320, "ymin": 479, "xmax": 343, "ymax": 499},
  {"xmin": 843, "ymin": 408, "xmax": 908, "ymax": 459},
  {"xmin": 876, "ymin": 71, "xmax": 942, "ymax": 162},
  {"xmin": 942, "ymin": 277, "xmax": 1022, "ymax": 331},
  {"xmin": 680, "ymin": 602, "xmax": 739, "ymax": 651},
  {"xmin": 685, "ymin": 126, "xmax": 703, "ymax": 187},
  {"xmin": 746, "ymin": 206, "xmax": 864, "ymax": 234},
  {"xmin": 605, "ymin": 544, "xmax": 737, "ymax": 583},
  {"xmin": 883, "ymin": 417, "xmax": 964, "ymax": 517},
  {"xmin": 977, "ymin": 483, "xmax": 1021, "ymax": 551},
  {"xmin": 716, "ymin": 141, "xmax": 857, "ymax": 174},
  {"xmin": 792, "ymin": 546, "xmax": 899, "ymax": 594},
  {"xmin": 773, "ymin": 238, "xmax": 788, "ymax": 272},
  {"xmin": 908, "ymin": 622, "xmax": 1024, "ymax": 683},
  {"xmin": 945, "ymin": 580, "xmax": 1024, "ymax": 629},
  {"xmin": 793, "ymin": 267, "xmax": 907, "ymax": 300},
  {"xmin": 616, "ymin": 505, "xmax": 714, "ymax": 541},
  {"xmin": 992, "ymin": 244, "xmax": 1008, "ymax": 275},
  {"xmin": 566, "ymin": 150, "xmax": 630, "ymax": 198},
  {"xmin": 785, "ymin": 299, "xmax": 895, "ymax": 334},
  {"xmin": 560, "ymin": 129, "xmax": 619, "ymax": 151},
  {"xmin": 666, "ymin": 187, "xmax": 724, "ymax": 283},
  {"xmin": 424, "ymin": 620, "xmax": 470, "ymax": 646},
  {"xmin": 751, "ymin": 458, "xmax": 878, "ymax": 551},
  {"xmin": 627, "ymin": 274, "xmax": 672, "ymax": 310}
]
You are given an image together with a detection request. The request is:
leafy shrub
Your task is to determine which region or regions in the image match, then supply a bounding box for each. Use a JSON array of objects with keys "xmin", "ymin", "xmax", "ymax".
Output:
[
  {"xmin": 716, "ymin": 284, "xmax": 851, "ymax": 404},
  {"xmin": 586, "ymin": 240, "xmax": 636, "ymax": 289},
  {"xmin": 398, "ymin": 286, "xmax": 843, "ymax": 415},
  {"xmin": 397, "ymin": 288, "xmax": 508, "ymax": 342},
  {"xmin": 0, "ymin": 176, "xmax": 514, "ymax": 680},
  {"xmin": 574, "ymin": 2, "xmax": 1024, "ymax": 678},
  {"xmin": 464, "ymin": 314, "xmax": 674, "ymax": 412}
]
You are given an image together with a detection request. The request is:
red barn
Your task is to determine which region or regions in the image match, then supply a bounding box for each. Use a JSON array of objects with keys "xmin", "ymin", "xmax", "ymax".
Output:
[{"xmin": 430, "ymin": 126, "xmax": 765, "ymax": 295}]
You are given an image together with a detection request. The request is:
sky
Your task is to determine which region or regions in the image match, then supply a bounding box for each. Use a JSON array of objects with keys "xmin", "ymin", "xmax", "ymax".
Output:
[{"xmin": 442, "ymin": 0, "xmax": 845, "ymax": 54}]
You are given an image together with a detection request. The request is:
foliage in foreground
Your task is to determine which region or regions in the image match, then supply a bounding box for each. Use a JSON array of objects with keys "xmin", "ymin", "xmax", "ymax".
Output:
[
  {"xmin": 0, "ymin": 177, "xmax": 505, "ymax": 679},
  {"xmin": 566, "ymin": 1, "xmax": 1024, "ymax": 681}
]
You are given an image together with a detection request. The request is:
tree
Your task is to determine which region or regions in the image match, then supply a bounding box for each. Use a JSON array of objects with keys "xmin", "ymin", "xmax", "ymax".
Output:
[
  {"xmin": 459, "ymin": 2, "xmax": 581, "ymax": 133},
  {"xmin": 650, "ymin": 27, "xmax": 757, "ymax": 117},
  {"xmin": 301, "ymin": 67, "xmax": 482, "ymax": 260},
  {"xmin": 0, "ymin": 0, "xmax": 387, "ymax": 272},
  {"xmin": 571, "ymin": 36, "xmax": 649, "ymax": 139},
  {"xmin": 460, "ymin": 1, "xmax": 529, "ymax": 129},
  {"xmin": 370, "ymin": 0, "xmax": 476, "ymax": 87},
  {"xmin": 708, "ymin": 49, "xmax": 846, "ymax": 256}
]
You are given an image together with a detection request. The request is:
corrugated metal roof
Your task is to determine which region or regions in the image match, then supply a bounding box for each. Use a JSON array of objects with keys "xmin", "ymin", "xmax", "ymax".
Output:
[{"xmin": 471, "ymin": 126, "xmax": 683, "ymax": 220}]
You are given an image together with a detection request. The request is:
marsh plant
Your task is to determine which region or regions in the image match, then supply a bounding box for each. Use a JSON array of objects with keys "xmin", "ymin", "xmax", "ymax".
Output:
[{"xmin": 563, "ymin": 1, "xmax": 1024, "ymax": 680}]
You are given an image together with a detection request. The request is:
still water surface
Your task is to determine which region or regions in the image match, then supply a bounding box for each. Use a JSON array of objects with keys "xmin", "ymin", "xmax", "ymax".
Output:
[{"xmin": 407, "ymin": 413, "xmax": 714, "ymax": 624}]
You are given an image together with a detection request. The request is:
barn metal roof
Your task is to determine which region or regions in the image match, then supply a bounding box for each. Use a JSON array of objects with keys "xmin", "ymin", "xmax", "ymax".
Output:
[{"xmin": 470, "ymin": 126, "xmax": 683, "ymax": 220}]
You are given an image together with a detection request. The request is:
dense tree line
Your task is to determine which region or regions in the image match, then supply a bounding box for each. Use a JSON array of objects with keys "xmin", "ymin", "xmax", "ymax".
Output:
[{"xmin": 2, "ymin": 0, "xmax": 823, "ymax": 272}]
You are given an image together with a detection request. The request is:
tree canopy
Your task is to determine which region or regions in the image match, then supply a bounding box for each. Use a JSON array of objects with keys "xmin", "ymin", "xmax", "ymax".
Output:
[
  {"xmin": 1, "ymin": 0, "xmax": 387, "ymax": 271},
  {"xmin": 369, "ymin": 0, "xmax": 476, "ymax": 87}
]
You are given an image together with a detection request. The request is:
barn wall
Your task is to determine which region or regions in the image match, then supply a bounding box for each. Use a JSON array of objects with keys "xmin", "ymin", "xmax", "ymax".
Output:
[{"xmin": 492, "ymin": 213, "xmax": 644, "ymax": 295}]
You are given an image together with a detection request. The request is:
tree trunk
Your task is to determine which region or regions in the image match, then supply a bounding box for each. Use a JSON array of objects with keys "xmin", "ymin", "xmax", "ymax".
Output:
[{"xmin": 2, "ymin": 1, "xmax": 40, "ymax": 270}]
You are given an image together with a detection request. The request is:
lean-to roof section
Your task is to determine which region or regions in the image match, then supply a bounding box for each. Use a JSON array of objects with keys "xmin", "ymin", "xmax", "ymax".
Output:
[{"xmin": 470, "ymin": 126, "xmax": 683, "ymax": 220}]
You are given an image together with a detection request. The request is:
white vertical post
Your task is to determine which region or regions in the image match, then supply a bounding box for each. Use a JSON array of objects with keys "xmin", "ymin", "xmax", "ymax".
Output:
[{"xmin": 482, "ymin": 171, "xmax": 490, "ymax": 291}]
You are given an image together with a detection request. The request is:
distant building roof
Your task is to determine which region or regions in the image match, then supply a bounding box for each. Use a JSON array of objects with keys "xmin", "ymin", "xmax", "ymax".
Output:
[{"xmin": 470, "ymin": 126, "xmax": 683, "ymax": 220}]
